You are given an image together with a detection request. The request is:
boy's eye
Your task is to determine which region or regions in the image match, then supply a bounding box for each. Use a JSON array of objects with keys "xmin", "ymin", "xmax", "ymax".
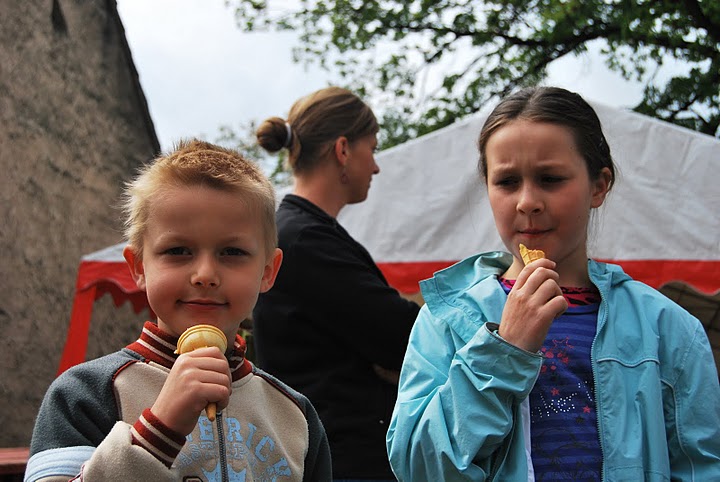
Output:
[
  {"xmin": 165, "ymin": 246, "xmax": 191, "ymax": 255},
  {"xmin": 221, "ymin": 247, "xmax": 248, "ymax": 256}
]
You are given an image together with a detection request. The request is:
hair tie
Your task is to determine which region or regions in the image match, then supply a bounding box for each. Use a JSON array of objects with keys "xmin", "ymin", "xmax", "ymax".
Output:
[{"xmin": 283, "ymin": 122, "xmax": 293, "ymax": 148}]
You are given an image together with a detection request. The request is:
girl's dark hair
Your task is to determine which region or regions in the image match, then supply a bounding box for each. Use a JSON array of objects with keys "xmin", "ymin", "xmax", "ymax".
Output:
[
  {"xmin": 478, "ymin": 86, "xmax": 615, "ymax": 189},
  {"xmin": 256, "ymin": 86, "xmax": 378, "ymax": 174}
]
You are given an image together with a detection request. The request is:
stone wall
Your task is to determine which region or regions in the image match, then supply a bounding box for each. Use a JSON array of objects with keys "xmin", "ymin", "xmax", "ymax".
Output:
[{"xmin": 0, "ymin": 0, "xmax": 159, "ymax": 446}]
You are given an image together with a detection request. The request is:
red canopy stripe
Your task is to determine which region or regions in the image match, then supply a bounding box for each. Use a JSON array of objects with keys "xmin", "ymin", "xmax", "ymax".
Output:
[
  {"xmin": 377, "ymin": 259, "xmax": 720, "ymax": 296},
  {"xmin": 57, "ymin": 257, "xmax": 718, "ymax": 375},
  {"xmin": 57, "ymin": 261, "xmax": 150, "ymax": 375}
]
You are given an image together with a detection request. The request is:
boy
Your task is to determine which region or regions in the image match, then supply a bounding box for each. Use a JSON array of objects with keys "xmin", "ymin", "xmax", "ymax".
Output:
[{"xmin": 26, "ymin": 140, "xmax": 331, "ymax": 481}]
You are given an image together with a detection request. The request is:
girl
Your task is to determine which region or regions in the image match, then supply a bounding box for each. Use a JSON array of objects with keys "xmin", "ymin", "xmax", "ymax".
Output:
[{"xmin": 386, "ymin": 87, "xmax": 720, "ymax": 481}]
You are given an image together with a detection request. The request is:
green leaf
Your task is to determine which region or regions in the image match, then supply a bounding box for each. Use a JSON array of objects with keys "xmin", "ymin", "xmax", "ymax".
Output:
[{"xmin": 228, "ymin": 0, "xmax": 720, "ymax": 139}]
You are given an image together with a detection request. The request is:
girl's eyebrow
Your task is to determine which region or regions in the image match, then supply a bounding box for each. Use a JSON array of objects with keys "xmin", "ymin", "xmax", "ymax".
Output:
[{"xmin": 487, "ymin": 165, "xmax": 516, "ymax": 176}]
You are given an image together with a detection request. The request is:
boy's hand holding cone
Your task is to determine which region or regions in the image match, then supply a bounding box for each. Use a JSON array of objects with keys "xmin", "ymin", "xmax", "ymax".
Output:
[
  {"xmin": 175, "ymin": 325, "xmax": 228, "ymax": 421},
  {"xmin": 149, "ymin": 324, "xmax": 231, "ymax": 436}
]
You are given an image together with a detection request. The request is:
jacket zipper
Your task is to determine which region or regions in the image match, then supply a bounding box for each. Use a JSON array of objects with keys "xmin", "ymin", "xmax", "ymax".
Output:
[
  {"xmin": 217, "ymin": 411, "xmax": 228, "ymax": 482},
  {"xmin": 591, "ymin": 274, "xmax": 608, "ymax": 482}
]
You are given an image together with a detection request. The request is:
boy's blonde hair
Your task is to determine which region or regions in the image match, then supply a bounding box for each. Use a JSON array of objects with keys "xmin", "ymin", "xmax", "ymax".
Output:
[{"xmin": 122, "ymin": 139, "xmax": 277, "ymax": 257}]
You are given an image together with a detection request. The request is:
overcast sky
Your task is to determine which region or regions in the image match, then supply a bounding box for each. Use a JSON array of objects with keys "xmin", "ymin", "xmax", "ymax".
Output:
[{"xmin": 117, "ymin": 0, "xmax": 658, "ymax": 152}]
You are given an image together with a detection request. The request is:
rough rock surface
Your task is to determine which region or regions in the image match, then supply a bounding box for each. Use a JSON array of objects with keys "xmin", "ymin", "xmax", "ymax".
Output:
[{"xmin": 0, "ymin": 0, "xmax": 159, "ymax": 446}]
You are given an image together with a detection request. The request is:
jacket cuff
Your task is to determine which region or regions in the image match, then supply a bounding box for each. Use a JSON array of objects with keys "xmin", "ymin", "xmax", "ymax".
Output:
[{"xmin": 130, "ymin": 408, "xmax": 186, "ymax": 468}]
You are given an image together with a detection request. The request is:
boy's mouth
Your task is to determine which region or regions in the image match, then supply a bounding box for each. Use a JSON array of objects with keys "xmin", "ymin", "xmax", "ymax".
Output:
[{"xmin": 181, "ymin": 299, "xmax": 228, "ymax": 308}]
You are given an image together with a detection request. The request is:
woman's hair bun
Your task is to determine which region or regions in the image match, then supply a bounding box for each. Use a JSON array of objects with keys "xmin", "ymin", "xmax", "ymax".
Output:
[{"xmin": 256, "ymin": 117, "xmax": 290, "ymax": 154}]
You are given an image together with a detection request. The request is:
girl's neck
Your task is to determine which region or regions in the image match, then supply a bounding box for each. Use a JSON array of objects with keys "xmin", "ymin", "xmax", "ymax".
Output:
[
  {"xmin": 498, "ymin": 278, "xmax": 600, "ymax": 306},
  {"xmin": 502, "ymin": 258, "xmax": 593, "ymax": 288}
]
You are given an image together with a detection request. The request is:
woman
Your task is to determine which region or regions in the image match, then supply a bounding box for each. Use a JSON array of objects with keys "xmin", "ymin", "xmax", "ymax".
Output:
[{"xmin": 253, "ymin": 86, "xmax": 420, "ymax": 481}]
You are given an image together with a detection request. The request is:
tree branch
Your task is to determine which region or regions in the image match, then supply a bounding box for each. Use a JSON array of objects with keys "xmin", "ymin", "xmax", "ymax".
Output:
[
  {"xmin": 381, "ymin": 16, "xmax": 716, "ymax": 58},
  {"xmin": 682, "ymin": 0, "xmax": 720, "ymax": 41}
]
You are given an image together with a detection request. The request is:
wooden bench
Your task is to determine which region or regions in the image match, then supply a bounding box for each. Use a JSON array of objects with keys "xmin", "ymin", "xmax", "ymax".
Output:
[{"xmin": 0, "ymin": 447, "xmax": 29, "ymax": 481}]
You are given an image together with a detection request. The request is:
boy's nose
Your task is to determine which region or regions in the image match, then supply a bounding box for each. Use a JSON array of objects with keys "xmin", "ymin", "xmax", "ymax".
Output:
[{"xmin": 191, "ymin": 257, "xmax": 220, "ymax": 287}]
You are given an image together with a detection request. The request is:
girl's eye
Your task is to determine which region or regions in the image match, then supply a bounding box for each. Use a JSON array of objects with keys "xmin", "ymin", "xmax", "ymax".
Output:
[
  {"xmin": 541, "ymin": 175, "xmax": 565, "ymax": 184},
  {"xmin": 494, "ymin": 177, "xmax": 518, "ymax": 187},
  {"xmin": 165, "ymin": 247, "xmax": 190, "ymax": 256}
]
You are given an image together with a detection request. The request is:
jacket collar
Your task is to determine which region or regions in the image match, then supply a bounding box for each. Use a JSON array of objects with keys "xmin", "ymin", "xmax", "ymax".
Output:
[
  {"xmin": 282, "ymin": 194, "xmax": 337, "ymax": 225},
  {"xmin": 126, "ymin": 321, "xmax": 253, "ymax": 381},
  {"xmin": 420, "ymin": 251, "xmax": 632, "ymax": 343},
  {"xmin": 588, "ymin": 258, "xmax": 632, "ymax": 294},
  {"xmin": 420, "ymin": 252, "xmax": 512, "ymax": 343},
  {"xmin": 424, "ymin": 251, "xmax": 632, "ymax": 299}
]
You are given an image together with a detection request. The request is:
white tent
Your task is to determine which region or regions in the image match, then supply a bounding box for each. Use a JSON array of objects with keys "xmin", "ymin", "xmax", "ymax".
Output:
[
  {"xmin": 59, "ymin": 102, "xmax": 720, "ymax": 374},
  {"xmin": 339, "ymin": 101, "xmax": 720, "ymax": 296}
]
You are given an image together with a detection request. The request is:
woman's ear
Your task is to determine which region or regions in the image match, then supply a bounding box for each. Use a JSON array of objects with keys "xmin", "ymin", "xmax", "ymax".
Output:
[
  {"xmin": 590, "ymin": 167, "xmax": 613, "ymax": 208},
  {"xmin": 123, "ymin": 245, "xmax": 147, "ymax": 291},
  {"xmin": 333, "ymin": 136, "xmax": 350, "ymax": 166}
]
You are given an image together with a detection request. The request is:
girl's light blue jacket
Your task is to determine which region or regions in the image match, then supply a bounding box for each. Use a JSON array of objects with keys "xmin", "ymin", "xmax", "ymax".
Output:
[{"xmin": 387, "ymin": 252, "xmax": 720, "ymax": 481}]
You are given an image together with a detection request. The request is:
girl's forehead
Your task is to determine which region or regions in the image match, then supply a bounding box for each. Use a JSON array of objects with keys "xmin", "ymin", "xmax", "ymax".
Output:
[
  {"xmin": 490, "ymin": 119, "xmax": 575, "ymax": 144},
  {"xmin": 486, "ymin": 121, "xmax": 585, "ymax": 171},
  {"xmin": 488, "ymin": 120, "xmax": 579, "ymax": 149}
]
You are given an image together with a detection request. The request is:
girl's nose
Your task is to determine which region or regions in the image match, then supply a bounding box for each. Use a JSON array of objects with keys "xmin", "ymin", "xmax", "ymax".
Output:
[{"xmin": 517, "ymin": 183, "xmax": 543, "ymax": 215}]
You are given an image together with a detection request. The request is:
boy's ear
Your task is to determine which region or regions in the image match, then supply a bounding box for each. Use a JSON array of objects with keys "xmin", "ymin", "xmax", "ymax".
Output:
[
  {"xmin": 333, "ymin": 136, "xmax": 350, "ymax": 167},
  {"xmin": 590, "ymin": 167, "xmax": 613, "ymax": 208},
  {"xmin": 123, "ymin": 245, "xmax": 147, "ymax": 291},
  {"xmin": 259, "ymin": 248, "xmax": 283, "ymax": 293}
]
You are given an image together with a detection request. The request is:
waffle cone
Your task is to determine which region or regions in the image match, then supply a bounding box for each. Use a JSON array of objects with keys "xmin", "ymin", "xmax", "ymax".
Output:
[
  {"xmin": 175, "ymin": 324, "xmax": 228, "ymax": 354},
  {"xmin": 519, "ymin": 244, "xmax": 545, "ymax": 266},
  {"xmin": 175, "ymin": 325, "xmax": 228, "ymax": 421}
]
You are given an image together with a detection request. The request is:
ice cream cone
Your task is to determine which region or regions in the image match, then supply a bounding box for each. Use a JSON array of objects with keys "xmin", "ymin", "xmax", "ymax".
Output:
[
  {"xmin": 519, "ymin": 243, "xmax": 545, "ymax": 266},
  {"xmin": 175, "ymin": 324, "xmax": 228, "ymax": 421}
]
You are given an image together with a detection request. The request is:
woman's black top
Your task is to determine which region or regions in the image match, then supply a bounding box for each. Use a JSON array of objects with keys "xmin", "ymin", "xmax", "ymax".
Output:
[{"xmin": 253, "ymin": 194, "xmax": 420, "ymax": 479}]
